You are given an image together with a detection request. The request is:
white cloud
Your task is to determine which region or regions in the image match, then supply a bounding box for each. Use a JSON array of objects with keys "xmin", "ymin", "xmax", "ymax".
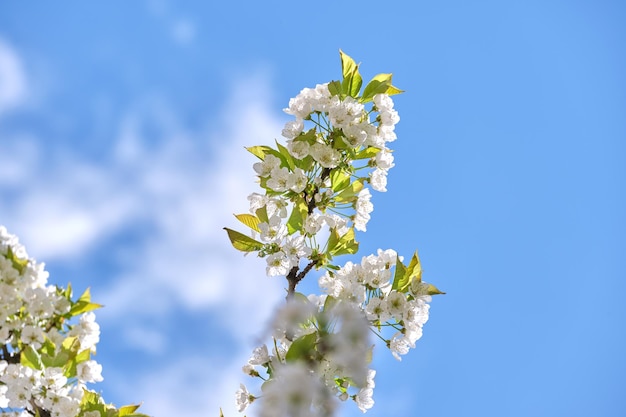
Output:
[
  {"xmin": 110, "ymin": 353, "xmax": 254, "ymax": 417},
  {"xmin": 0, "ymin": 37, "xmax": 27, "ymax": 115},
  {"xmin": 0, "ymin": 62, "xmax": 294, "ymax": 415}
]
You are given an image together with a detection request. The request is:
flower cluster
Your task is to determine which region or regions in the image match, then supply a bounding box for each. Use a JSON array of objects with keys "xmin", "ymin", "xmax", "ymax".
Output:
[
  {"xmin": 238, "ymin": 298, "xmax": 375, "ymax": 415},
  {"xmin": 319, "ymin": 249, "xmax": 432, "ymax": 361},
  {"xmin": 0, "ymin": 226, "xmax": 146, "ymax": 417},
  {"xmin": 225, "ymin": 51, "xmax": 444, "ymax": 416},
  {"xmin": 237, "ymin": 83, "xmax": 400, "ymax": 281}
]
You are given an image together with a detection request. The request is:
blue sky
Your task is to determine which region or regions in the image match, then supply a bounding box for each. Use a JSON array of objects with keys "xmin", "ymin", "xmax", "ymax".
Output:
[{"xmin": 1, "ymin": 1, "xmax": 625, "ymax": 416}]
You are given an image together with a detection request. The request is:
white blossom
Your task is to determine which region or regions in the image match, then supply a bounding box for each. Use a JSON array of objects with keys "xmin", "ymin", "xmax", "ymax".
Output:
[
  {"xmin": 76, "ymin": 360, "xmax": 103, "ymax": 383},
  {"xmin": 266, "ymin": 252, "xmax": 291, "ymax": 277},
  {"xmin": 310, "ymin": 143, "xmax": 341, "ymax": 168},
  {"xmin": 267, "ymin": 166, "xmax": 291, "ymax": 192},
  {"xmin": 369, "ymin": 168, "xmax": 388, "ymax": 192},
  {"xmin": 354, "ymin": 189, "xmax": 373, "ymax": 231},
  {"xmin": 282, "ymin": 119, "xmax": 304, "ymax": 139},
  {"xmin": 235, "ymin": 383, "xmax": 254, "ymax": 412},
  {"xmin": 253, "ymin": 154, "xmax": 281, "ymax": 177}
]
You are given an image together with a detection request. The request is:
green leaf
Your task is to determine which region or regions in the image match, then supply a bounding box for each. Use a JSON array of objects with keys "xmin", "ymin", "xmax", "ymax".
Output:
[
  {"xmin": 353, "ymin": 146, "xmax": 381, "ymax": 160},
  {"xmin": 340, "ymin": 50, "xmax": 362, "ymax": 98},
  {"xmin": 223, "ymin": 228, "xmax": 264, "ymax": 252},
  {"xmin": 21, "ymin": 345, "xmax": 43, "ymax": 370},
  {"xmin": 69, "ymin": 287, "xmax": 103, "ymax": 317},
  {"xmin": 285, "ymin": 333, "xmax": 317, "ymax": 362},
  {"xmin": 62, "ymin": 336, "xmax": 81, "ymax": 353},
  {"xmin": 406, "ymin": 251, "xmax": 423, "ymax": 283},
  {"xmin": 246, "ymin": 145, "xmax": 273, "ymax": 160},
  {"xmin": 286, "ymin": 197, "xmax": 307, "ymax": 235},
  {"xmin": 294, "ymin": 154, "xmax": 315, "ymax": 171},
  {"xmin": 64, "ymin": 282, "xmax": 73, "ymax": 299},
  {"xmin": 323, "ymin": 295, "xmax": 338, "ymax": 314},
  {"xmin": 76, "ymin": 348, "xmax": 91, "ymax": 363},
  {"xmin": 334, "ymin": 179, "xmax": 364, "ymax": 203},
  {"xmin": 361, "ymin": 73, "xmax": 404, "ymax": 102},
  {"xmin": 255, "ymin": 206, "xmax": 269, "ymax": 224},
  {"xmin": 391, "ymin": 255, "xmax": 408, "ymax": 291},
  {"xmin": 362, "ymin": 73, "xmax": 392, "ymax": 102},
  {"xmin": 410, "ymin": 279, "xmax": 446, "ymax": 297},
  {"xmin": 80, "ymin": 389, "xmax": 101, "ymax": 406},
  {"xmin": 276, "ymin": 141, "xmax": 295, "ymax": 171},
  {"xmin": 326, "ymin": 228, "xmax": 340, "ymax": 256},
  {"xmin": 42, "ymin": 349, "xmax": 70, "ymax": 368},
  {"xmin": 328, "ymin": 228, "xmax": 359, "ymax": 257},
  {"xmin": 385, "ymin": 84, "xmax": 404, "ymax": 96},
  {"xmin": 328, "ymin": 80, "xmax": 342, "ymax": 97},
  {"xmin": 41, "ymin": 338, "xmax": 56, "ymax": 356},
  {"xmin": 330, "ymin": 168, "xmax": 351, "ymax": 193},
  {"xmin": 425, "ymin": 283, "xmax": 446, "ymax": 295},
  {"xmin": 235, "ymin": 213, "xmax": 261, "ymax": 233},
  {"xmin": 369, "ymin": 73, "xmax": 393, "ymax": 85},
  {"xmin": 118, "ymin": 404, "xmax": 141, "ymax": 416}
]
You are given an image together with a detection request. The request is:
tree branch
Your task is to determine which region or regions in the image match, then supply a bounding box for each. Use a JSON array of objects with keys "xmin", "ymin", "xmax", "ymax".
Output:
[{"xmin": 286, "ymin": 260, "xmax": 317, "ymax": 300}]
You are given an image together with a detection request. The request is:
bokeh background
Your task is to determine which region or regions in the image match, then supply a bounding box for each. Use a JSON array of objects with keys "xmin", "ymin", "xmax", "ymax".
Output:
[{"xmin": 1, "ymin": 1, "xmax": 625, "ymax": 416}]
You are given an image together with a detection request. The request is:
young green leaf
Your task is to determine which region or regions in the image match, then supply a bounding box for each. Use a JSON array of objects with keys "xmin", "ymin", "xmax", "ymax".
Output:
[
  {"xmin": 246, "ymin": 145, "xmax": 273, "ymax": 160},
  {"xmin": 255, "ymin": 206, "xmax": 269, "ymax": 224},
  {"xmin": 235, "ymin": 213, "xmax": 261, "ymax": 233},
  {"xmin": 328, "ymin": 80, "xmax": 342, "ymax": 97},
  {"xmin": 286, "ymin": 197, "xmax": 307, "ymax": 235},
  {"xmin": 285, "ymin": 333, "xmax": 317, "ymax": 362},
  {"xmin": 328, "ymin": 228, "xmax": 359, "ymax": 256},
  {"xmin": 391, "ymin": 255, "xmax": 408, "ymax": 291},
  {"xmin": 385, "ymin": 84, "xmax": 405, "ymax": 96},
  {"xmin": 334, "ymin": 179, "xmax": 364, "ymax": 203},
  {"xmin": 41, "ymin": 349, "xmax": 70, "ymax": 369},
  {"xmin": 223, "ymin": 228, "xmax": 264, "ymax": 252},
  {"xmin": 69, "ymin": 288, "xmax": 103, "ymax": 316},
  {"xmin": 330, "ymin": 168, "xmax": 351, "ymax": 193},
  {"xmin": 353, "ymin": 147, "xmax": 381, "ymax": 160},
  {"xmin": 339, "ymin": 50, "xmax": 363, "ymax": 97},
  {"xmin": 425, "ymin": 283, "xmax": 446, "ymax": 295},
  {"xmin": 118, "ymin": 404, "xmax": 142, "ymax": 416},
  {"xmin": 21, "ymin": 345, "xmax": 43, "ymax": 370},
  {"xmin": 276, "ymin": 141, "xmax": 295, "ymax": 171},
  {"xmin": 406, "ymin": 251, "xmax": 423, "ymax": 283}
]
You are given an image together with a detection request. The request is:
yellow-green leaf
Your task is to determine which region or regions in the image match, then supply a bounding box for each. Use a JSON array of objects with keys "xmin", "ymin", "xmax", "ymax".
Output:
[
  {"xmin": 223, "ymin": 228, "xmax": 264, "ymax": 252},
  {"xmin": 235, "ymin": 213, "xmax": 261, "ymax": 233},
  {"xmin": 339, "ymin": 50, "xmax": 363, "ymax": 97},
  {"xmin": 425, "ymin": 283, "xmax": 446, "ymax": 295},
  {"xmin": 21, "ymin": 345, "xmax": 43, "ymax": 370},
  {"xmin": 407, "ymin": 251, "xmax": 422, "ymax": 280},
  {"xmin": 335, "ymin": 179, "xmax": 364, "ymax": 203},
  {"xmin": 287, "ymin": 197, "xmax": 307, "ymax": 235},
  {"xmin": 328, "ymin": 227, "xmax": 359, "ymax": 256},
  {"xmin": 353, "ymin": 147, "xmax": 381, "ymax": 160},
  {"xmin": 246, "ymin": 145, "xmax": 273, "ymax": 160},
  {"xmin": 330, "ymin": 168, "xmax": 351, "ymax": 192},
  {"xmin": 285, "ymin": 333, "xmax": 317, "ymax": 362},
  {"xmin": 118, "ymin": 404, "xmax": 141, "ymax": 416},
  {"xmin": 255, "ymin": 206, "xmax": 269, "ymax": 224},
  {"xmin": 392, "ymin": 255, "xmax": 408, "ymax": 291},
  {"xmin": 385, "ymin": 84, "xmax": 404, "ymax": 96}
]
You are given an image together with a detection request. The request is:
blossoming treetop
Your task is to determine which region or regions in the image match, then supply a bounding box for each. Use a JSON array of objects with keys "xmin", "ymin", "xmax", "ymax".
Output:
[{"xmin": 225, "ymin": 51, "xmax": 444, "ymax": 416}]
